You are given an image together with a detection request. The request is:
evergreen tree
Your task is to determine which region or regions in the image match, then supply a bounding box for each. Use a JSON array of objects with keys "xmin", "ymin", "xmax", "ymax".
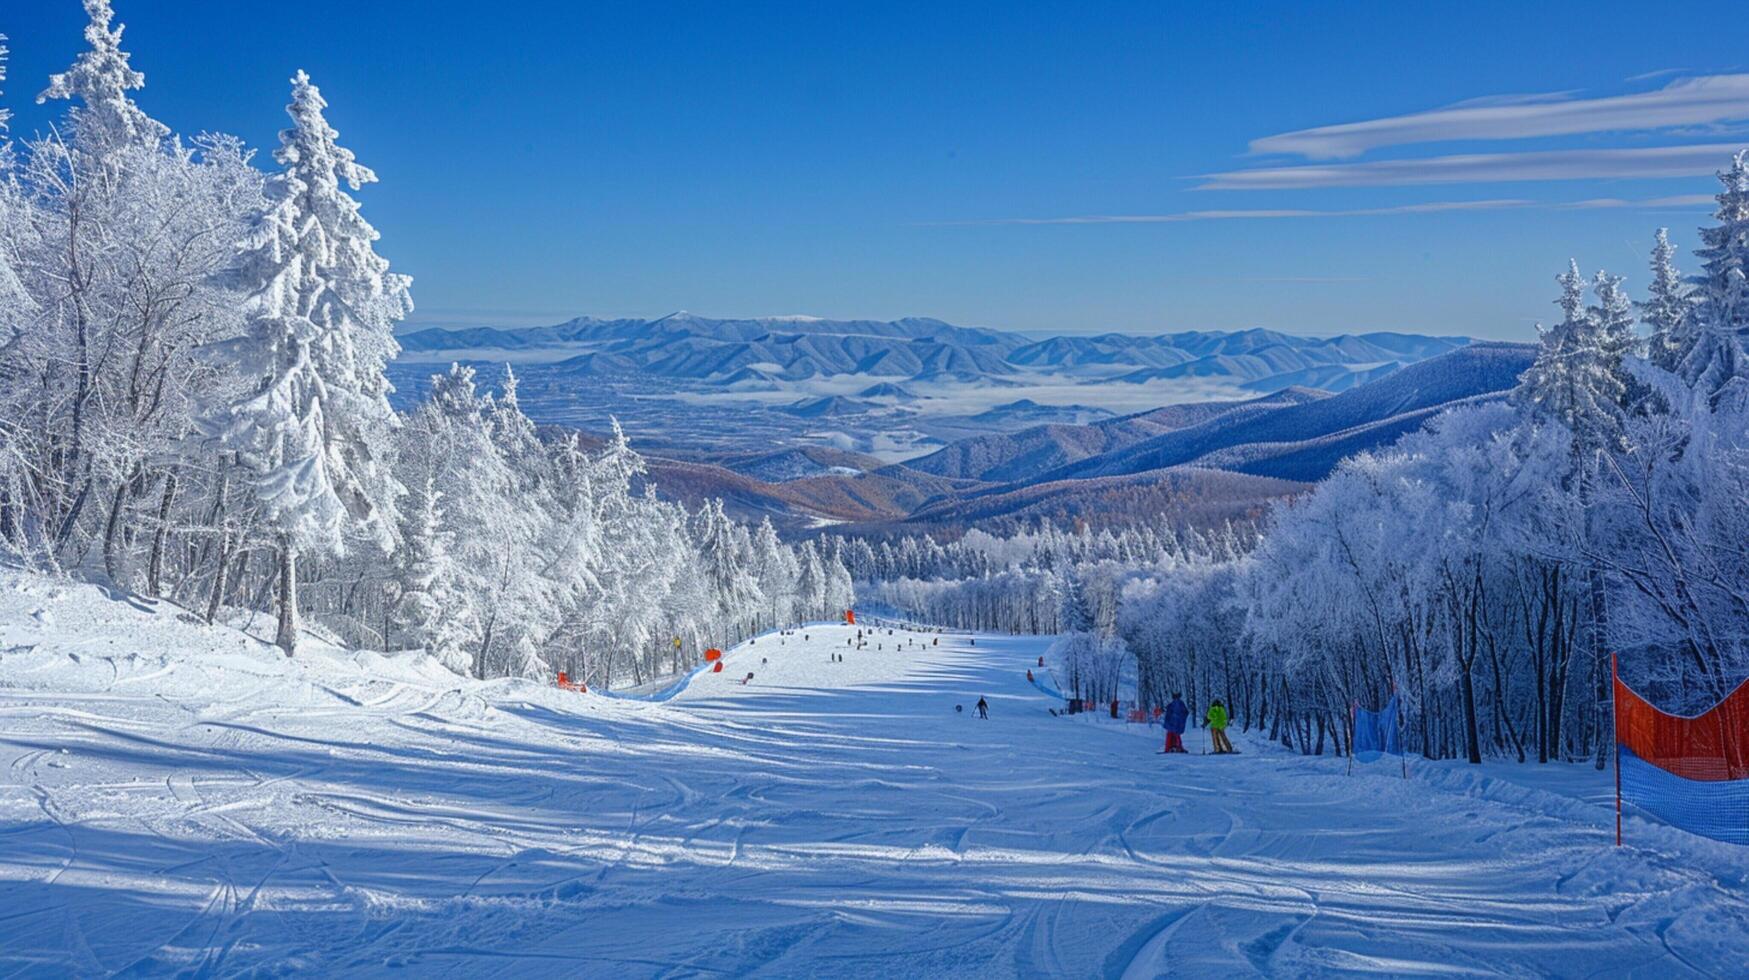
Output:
[
  {"xmin": 1516, "ymin": 261, "xmax": 1631, "ymax": 451},
  {"xmin": 36, "ymin": 0, "xmax": 169, "ymax": 154},
  {"xmin": 393, "ymin": 474, "xmax": 476, "ymax": 673},
  {"xmin": 1679, "ymin": 151, "xmax": 1749, "ymax": 398},
  {"xmin": 204, "ymin": 71, "xmax": 411, "ymax": 654},
  {"xmin": 796, "ymin": 540, "xmax": 827, "ymax": 620},
  {"xmin": 1058, "ymin": 571, "xmax": 1093, "ymax": 635},
  {"xmin": 752, "ymin": 518, "xmax": 797, "ymax": 627},
  {"xmin": 1641, "ymin": 228, "xmax": 1691, "ymax": 373}
]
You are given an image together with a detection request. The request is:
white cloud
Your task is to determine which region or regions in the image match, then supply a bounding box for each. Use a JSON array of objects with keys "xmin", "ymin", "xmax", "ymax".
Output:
[
  {"xmin": 1559, "ymin": 193, "xmax": 1716, "ymax": 209},
  {"xmin": 1250, "ymin": 74, "xmax": 1749, "ymax": 159},
  {"xmin": 936, "ymin": 194, "xmax": 1714, "ymax": 226},
  {"xmin": 1198, "ymin": 143, "xmax": 1746, "ymax": 190}
]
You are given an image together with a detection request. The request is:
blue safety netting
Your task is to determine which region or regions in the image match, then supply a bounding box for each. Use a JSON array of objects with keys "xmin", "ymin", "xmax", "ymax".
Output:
[
  {"xmin": 1030, "ymin": 671, "xmax": 1067, "ymax": 702},
  {"xmin": 1620, "ymin": 746, "xmax": 1749, "ymax": 846},
  {"xmin": 1353, "ymin": 695, "xmax": 1402, "ymax": 762}
]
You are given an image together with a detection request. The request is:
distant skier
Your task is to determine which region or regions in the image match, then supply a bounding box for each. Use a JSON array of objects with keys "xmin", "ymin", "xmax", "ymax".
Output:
[
  {"xmin": 1162, "ymin": 693, "xmax": 1189, "ymax": 753},
  {"xmin": 1206, "ymin": 699, "xmax": 1236, "ymax": 754},
  {"xmin": 976, "ymin": 697, "xmax": 989, "ymax": 719}
]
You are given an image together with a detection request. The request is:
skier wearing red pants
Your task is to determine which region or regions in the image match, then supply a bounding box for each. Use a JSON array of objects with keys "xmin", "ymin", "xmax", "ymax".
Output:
[{"xmin": 1162, "ymin": 693, "xmax": 1189, "ymax": 753}]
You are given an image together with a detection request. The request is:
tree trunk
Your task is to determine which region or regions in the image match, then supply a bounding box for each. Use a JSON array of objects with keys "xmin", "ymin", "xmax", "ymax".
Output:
[
  {"xmin": 1460, "ymin": 662, "xmax": 1482, "ymax": 764},
  {"xmin": 147, "ymin": 470, "xmax": 178, "ymax": 597},
  {"xmin": 275, "ymin": 535, "xmax": 299, "ymax": 656},
  {"xmin": 206, "ymin": 529, "xmax": 232, "ymax": 624},
  {"xmin": 102, "ymin": 471, "xmax": 134, "ymax": 587}
]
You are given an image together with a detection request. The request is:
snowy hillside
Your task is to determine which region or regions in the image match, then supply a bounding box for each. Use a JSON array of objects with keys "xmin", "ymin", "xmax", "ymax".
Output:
[{"xmin": 4, "ymin": 571, "xmax": 1745, "ymax": 975}]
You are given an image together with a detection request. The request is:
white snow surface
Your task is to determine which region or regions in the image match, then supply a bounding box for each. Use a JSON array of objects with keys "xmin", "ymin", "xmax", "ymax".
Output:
[{"xmin": 3, "ymin": 571, "xmax": 1748, "ymax": 977}]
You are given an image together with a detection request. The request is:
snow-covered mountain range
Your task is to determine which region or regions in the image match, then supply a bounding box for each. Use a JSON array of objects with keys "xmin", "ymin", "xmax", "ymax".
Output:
[
  {"xmin": 397, "ymin": 312, "xmax": 1466, "ymax": 392},
  {"xmin": 386, "ymin": 314, "xmax": 1523, "ymax": 535},
  {"xmin": 389, "ymin": 313, "xmax": 1473, "ymax": 469}
]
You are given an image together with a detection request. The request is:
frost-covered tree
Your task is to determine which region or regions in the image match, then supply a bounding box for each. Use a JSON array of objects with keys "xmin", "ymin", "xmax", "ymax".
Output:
[
  {"xmin": 1642, "ymin": 229, "xmax": 1692, "ymax": 373},
  {"xmin": 752, "ymin": 518, "xmax": 798, "ymax": 628},
  {"xmin": 1593, "ymin": 361, "xmax": 1749, "ymax": 707},
  {"xmin": 397, "ymin": 364, "xmax": 546, "ymax": 677},
  {"xmin": 1516, "ymin": 261, "xmax": 1632, "ymax": 450},
  {"xmin": 823, "ymin": 538, "xmax": 855, "ymax": 618},
  {"xmin": 1515, "ymin": 264, "xmax": 1642, "ymax": 765},
  {"xmin": 1678, "ymin": 151, "xmax": 1749, "ymax": 398},
  {"xmin": 37, "ymin": 0, "xmax": 168, "ymax": 155},
  {"xmin": 796, "ymin": 539, "xmax": 827, "ymax": 621},
  {"xmin": 204, "ymin": 71, "xmax": 411, "ymax": 654},
  {"xmin": 692, "ymin": 499, "xmax": 763, "ymax": 642},
  {"xmin": 392, "ymin": 474, "xmax": 476, "ymax": 673},
  {"xmin": 3, "ymin": 6, "xmax": 262, "ymax": 580}
]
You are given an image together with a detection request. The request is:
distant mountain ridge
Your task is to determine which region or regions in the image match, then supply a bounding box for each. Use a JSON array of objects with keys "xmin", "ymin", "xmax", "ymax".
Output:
[
  {"xmin": 540, "ymin": 342, "xmax": 1539, "ymax": 537},
  {"xmin": 387, "ymin": 314, "xmax": 1511, "ymax": 535},
  {"xmin": 397, "ymin": 312, "xmax": 1467, "ymax": 392},
  {"xmin": 1036, "ymin": 342, "xmax": 1535, "ymax": 483}
]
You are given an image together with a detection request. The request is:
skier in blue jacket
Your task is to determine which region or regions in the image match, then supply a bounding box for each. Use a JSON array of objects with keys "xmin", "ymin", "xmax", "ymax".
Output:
[{"xmin": 1162, "ymin": 694, "xmax": 1189, "ymax": 753}]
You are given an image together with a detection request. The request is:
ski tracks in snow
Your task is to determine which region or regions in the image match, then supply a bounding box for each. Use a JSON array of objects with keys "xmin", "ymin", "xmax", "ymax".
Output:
[{"xmin": 2, "ymin": 622, "xmax": 1748, "ymax": 975}]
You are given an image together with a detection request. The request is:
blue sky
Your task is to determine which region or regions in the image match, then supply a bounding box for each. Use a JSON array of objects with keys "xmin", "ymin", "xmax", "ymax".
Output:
[{"xmin": 5, "ymin": 1, "xmax": 1746, "ymax": 340}]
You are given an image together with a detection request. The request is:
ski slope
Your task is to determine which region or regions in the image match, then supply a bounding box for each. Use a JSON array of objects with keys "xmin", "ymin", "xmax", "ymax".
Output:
[{"xmin": 3, "ymin": 572, "xmax": 1747, "ymax": 977}]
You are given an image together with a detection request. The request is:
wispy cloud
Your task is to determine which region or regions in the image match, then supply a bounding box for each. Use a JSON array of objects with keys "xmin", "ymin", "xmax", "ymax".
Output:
[
  {"xmin": 1561, "ymin": 193, "xmax": 1716, "ymax": 209},
  {"xmin": 1625, "ymin": 68, "xmax": 1691, "ymax": 84},
  {"xmin": 934, "ymin": 194, "xmax": 1713, "ymax": 226},
  {"xmin": 1198, "ymin": 143, "xmax": 1746, "ymax": 190},
  {"xmin": 1250, "ymin": 74, "xmax": 1749, "ymax": 159}
]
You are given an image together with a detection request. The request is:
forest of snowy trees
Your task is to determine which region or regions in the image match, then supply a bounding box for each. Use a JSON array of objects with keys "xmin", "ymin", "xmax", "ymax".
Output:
[
  {"xmin": 0, "ymin": 3, "xmax": 852, "ymax": 688},
  {"xmin": 862, "ymin": 152, "xmax": 1749, "ymax": 765}
]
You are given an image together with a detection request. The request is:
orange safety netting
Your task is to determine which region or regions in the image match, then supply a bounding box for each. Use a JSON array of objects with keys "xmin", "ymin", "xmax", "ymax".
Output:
[{"xmin": 1615, "ymin": 672, "xmax": 1749, "ymax": 781}]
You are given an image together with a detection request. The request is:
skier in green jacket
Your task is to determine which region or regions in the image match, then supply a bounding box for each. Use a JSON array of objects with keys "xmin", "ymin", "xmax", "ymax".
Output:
[{"xmin": 1206, "ymin": 699, "xmax": 1236, "ymax": 754}]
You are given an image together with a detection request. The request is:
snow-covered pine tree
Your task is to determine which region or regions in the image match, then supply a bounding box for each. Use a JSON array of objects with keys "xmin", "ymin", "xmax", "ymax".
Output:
[
  {"xmin": 1678, "ymin": 151, "xmax": 1749, "ymax": 398},
  {"xmin": 36, "ymin": 0, "xmax": 168, "ymax": 155},
  {"xmin": 796, "ymin": 539, "xmax": 827, "ymax": 622},
  {"xmin": 1517, "ymin": 261, "xmax": 1644, "ymax": 768},
  {"xmin": 1516, "ymin": 261, "xmax": 1632, "ymax": 449},
  {"xmin": 692, "ymin": 499, "xmax": 763, "ymax": 643},
  {"xmin": 393, "ymin": 473, "xmax": 476, "ymax": 673},
  {"xmin": 1058, "ymin": 570, "xmax": 1094, "ymax": 636},
  {"xmin": 204, "ymin": 71, "xmax": 411, "ymax": 655},
  {"xmin": 751, "ymin": 518, "xmax": 797, "ymax": 629},
  {"xmin": 823, "ymin": 538, "xmax": 855, "ymax": 617},
  {"xmin": 1642, "ymin": 229, "xmax": 1691, "ymax": 373}
]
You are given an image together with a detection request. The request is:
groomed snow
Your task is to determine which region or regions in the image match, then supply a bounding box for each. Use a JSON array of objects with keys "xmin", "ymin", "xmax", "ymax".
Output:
[{"xmin": 2, "ymin": 571, "xmax": 1747, "ymax": 976}]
